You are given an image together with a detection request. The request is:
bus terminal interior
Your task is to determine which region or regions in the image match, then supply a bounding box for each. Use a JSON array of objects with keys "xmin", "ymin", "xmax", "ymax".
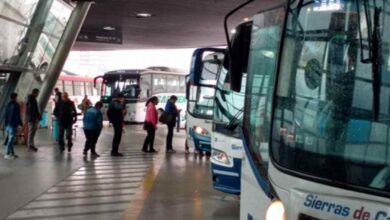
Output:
[{"xmin": 2, "ymin": 0, "xmax": 390, "ymax": 220}]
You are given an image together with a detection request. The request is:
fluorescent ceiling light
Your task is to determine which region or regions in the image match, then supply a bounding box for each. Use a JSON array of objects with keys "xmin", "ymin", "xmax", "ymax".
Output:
[
  {"xmin": 136, "ymin": 13, "xmax": 153, "ymax": 18},
  {"xmin": 103, "ymin": 26, "xmax": 116, "ymax": 31}
]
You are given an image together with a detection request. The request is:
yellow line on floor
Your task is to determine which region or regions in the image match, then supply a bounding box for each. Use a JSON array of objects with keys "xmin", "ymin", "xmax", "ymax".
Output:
[{"xmin": 120, "ymin": 149, "xmax": 166, "ymax": 220}]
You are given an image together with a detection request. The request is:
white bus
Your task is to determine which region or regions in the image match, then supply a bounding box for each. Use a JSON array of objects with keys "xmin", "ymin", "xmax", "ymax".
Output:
[
  {"xmin": 186, "ymin": 48, "xmax": 225, "ymax": 155},
  {"xmin": 227, "ymin": 1, "xmax": 390, "ymax": 219},
  {"xmin": 94, "ymin": 67, "xmax": 187, "ymax": 124}
]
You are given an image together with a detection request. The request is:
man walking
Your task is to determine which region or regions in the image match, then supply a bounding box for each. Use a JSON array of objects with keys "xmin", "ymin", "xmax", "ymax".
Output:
[
  {"xmin": 54, "ymin": 92, "xmax": 77, "ymax": 153},
  {"xmin": 83, "ymin": 101, "xmax": 103, "ymax": 157},
  {"xmin": 107, "ymin": 93, "xmax": 125, "ymax": 156},
  {"xmin": 4, "ymin": 93, "xmax": 23, "ymax": 159},
  {"xmin": 26, "ymin": 88, "xmax": 40, "ymax": 152}
]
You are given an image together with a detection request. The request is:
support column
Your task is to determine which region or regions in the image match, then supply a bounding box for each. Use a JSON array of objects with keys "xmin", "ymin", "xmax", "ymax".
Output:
[
  {"xmin": 0, "ymin": 0, "xmax": 54, "ymax": 119},
  {"xmin": 38, "ymin": 1, "xmax": 92, "ymax": 112}
]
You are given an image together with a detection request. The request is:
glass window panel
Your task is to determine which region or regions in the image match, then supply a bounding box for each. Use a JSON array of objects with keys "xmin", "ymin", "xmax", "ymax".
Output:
[
  {"xmin": 43, "ymin": 0, "xmax": 72, "ymax": 37},
  {"xmin": 85, "ymin": 82, "xmax": 92, "ymax": 96},
  {"xmin": 64, "ymin": 81, "xmax": 73, "ymax": 96},
  {"xmin": 243, "ymin": 7, "xmax": 285, "ymax": 177},
  {"xmin": 0, "ymin": 19, "xmax": 28, "ymax": 65},
  {"xmin": 30, "ymin": 33, "xmax": 60, "ymax": 70},
  {"xmin": 167, "ymin": 75, "xmax": 180, "ymax": 93},
  {"xmin": 271, "ymin": 0, "xmax": 390, "ymax": 193},
  {"xmin": 179, "ymin": 75, "xmax": 186, "ymax": 93},
  {"xmin": 140, "ymin": 74, "xmax": 151, "ymax": 101},
  {"xmin": 0, "ymin": 73, "xmax": 10, "ymax": 98},
  {"xmin": 73, "ymin": 81, "xmax": 84, "ymax": 96},
  {"xmin": 0, "ymin": 0, "xmax": 39, "ymax": 24},
  {"xmin": 153, "ymin": 74, "xmax": 167, "ymax": 94}
]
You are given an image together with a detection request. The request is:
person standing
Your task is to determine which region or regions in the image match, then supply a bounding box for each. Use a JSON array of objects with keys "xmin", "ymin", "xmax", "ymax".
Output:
[
  {"xmin": 26, "ymin": 88, "xmax": 40, "ymax": 152},
  {"xmin": 83, "ymin": 101, "xmax": 103, "ymax": 157},
  {"xmin": 80, "ymin": 95, "xmax": 92, "ymax": 113},
  {"xmin": 4, "ymin": 93, "xmax": 23, "ymax": 159},
  {"xmin": 164, "ymin": 95, "xmax": 181, "ymax": 153},
  {"xmin": 107, "ymin": 93, "xmax": 125, "ymax": 156},
  {"xmin": 54, "ymin": 87, "xmax": 62, "ymax": 104},
  {"xmin": 54, "ymin": 92, "xmax": 77, "ymax": 153},
  {"xmin": 142, "ymin": 96, "xmax": 158, "ymax": 153}
]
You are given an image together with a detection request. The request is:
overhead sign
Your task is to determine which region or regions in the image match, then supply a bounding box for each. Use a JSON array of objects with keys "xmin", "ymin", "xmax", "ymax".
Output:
[{"xmin": 77, "ymin": 29, "xmax": 123, "ymax": 44}]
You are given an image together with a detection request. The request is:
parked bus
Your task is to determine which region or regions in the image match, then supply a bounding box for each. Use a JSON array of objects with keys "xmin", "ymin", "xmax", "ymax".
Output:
[
  {"xmin": 226, "ymin": 1, "xmax": 390, "ymax": 219},
  {"xmin": 94, "ymin": 67, "xmax": 187, "ymax": 124},
  {"xmin": 186, "ymin": 48, "xmax": 225, "ymax": 155},
  {"xmin": 54, "ymin": 74, "xmax": 100, "ymax": 114}
]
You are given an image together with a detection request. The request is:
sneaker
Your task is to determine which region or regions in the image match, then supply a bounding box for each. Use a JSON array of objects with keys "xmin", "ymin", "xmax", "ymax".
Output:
[
  {"xmin": 111, "ymin": 152, "xmax": 123, "ymax": 157},
  {"xmin": 12, "ymin": 154, "xmax": 19, "ymax": 158},
  {"xmin": 166, "ymin": 149, "xmax": 176, "ymax": 153},
  {"xmin": 83, "ymin": 151, "xmax": 87, "ymax": 156},
  {"xmin": 68, "ymin": 147, "xmax": 72, "ymax": 153},
  {"xmin": 28, "ymin": 146, "xmax": 38, "ymax": 152},
  {"xmin": 142, "ymin": 149, "xmax": 148, "ymax": 153},
  {"xmin": 4, "ymin": 155, "xmax": 15, "ymax": 160},
  {"xmin": 185, "ymin": 149, "xmax": 190, "ymax": 154},
  {"xmin": 91, "ymin": 152, "xmax": 100, "ymax": 157},
  {"xmin": 149, "ymin": 149, "xmax": 158, "ymax": 153}
]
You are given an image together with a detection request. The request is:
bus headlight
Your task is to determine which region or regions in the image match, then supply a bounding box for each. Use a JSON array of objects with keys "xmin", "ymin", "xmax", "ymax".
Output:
[
  {"xmin": 193, "ymin": 126, "xmax": 209, "ymax": 136},
  {"xmin": 212, "ymin": 149, "xmax": 230, "ymax": 165},
  {"xmin": 266, "ymin": 200, "xmax": 286, "ymax": 220}
]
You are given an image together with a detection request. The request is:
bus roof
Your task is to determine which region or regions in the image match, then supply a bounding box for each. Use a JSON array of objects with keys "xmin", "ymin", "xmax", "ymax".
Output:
[
  {"xmin": 58, "ymin": 75, "xmax": 94, "ymax": 82},
  {"xmin": 103, "ymin": 68, "xmax": 187, "ymax": 77}
]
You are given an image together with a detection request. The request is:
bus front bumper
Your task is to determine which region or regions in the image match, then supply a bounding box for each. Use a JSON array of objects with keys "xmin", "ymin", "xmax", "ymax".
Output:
[
  {"xmin": 189, "ymin": 128, "xmax": 211, "ymax": 153},
  {"xmin": 211, "ymin": 158, "xmax": 241, "ymax": 195}
]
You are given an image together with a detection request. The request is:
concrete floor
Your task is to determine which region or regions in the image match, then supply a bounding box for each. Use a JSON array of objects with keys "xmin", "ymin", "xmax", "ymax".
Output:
[{"xmin": 0, "ymin": 124, "xmax": 239, "ymax": 220}]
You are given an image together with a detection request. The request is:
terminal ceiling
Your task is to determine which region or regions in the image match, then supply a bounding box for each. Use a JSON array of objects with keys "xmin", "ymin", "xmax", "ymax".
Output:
[{"xmin": 74, "ymin": 0, "xmax": 284, "ymax": 50}]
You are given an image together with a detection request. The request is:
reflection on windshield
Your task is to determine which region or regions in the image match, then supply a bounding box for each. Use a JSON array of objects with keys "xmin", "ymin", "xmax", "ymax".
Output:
[
  {"xmin": 104, "ymin": 77, "xmax": 139, "ymax": 99},
  {"xmin": 214, "ymin": 69, "xmax": 246, "ymax": 137},
  {"xmin": 272, "ymin": 0, "xmax": 390, "ymax": 194}
]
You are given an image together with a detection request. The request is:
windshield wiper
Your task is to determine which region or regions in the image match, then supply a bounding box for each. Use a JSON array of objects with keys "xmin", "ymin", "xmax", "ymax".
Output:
[
  {"xmin": 357, "ymin": 1, "xmax": 382, "ymax": 121},
  {"xmin": 372, "ymin": 6, "xmax": 382, "ymax": 121},
  {"xmin": 226, "ymin": 107, "xmax": 244, "ymax": 130}
]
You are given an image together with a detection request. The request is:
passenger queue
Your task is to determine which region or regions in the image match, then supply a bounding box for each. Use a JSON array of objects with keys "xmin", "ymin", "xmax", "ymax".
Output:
[{"xmin": 3, "ymin": 88, "xmax": 182, "ymax": 159}]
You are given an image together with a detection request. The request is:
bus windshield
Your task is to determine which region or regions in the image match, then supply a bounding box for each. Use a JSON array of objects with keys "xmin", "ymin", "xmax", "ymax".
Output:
[
  {"xmin": 214, "ymin": 68, "xmax": 246, "ymax": 137},
  {"xmin": 187, "ymin": 52, "xmax": 224, "ymax": 119},
  {"xmin": 103, "ymin": 75, "xmax": 140, "ymax": 100},
  {"xmin": 272, "ymin": 0, "xmax": 390, "ymax": 195}
]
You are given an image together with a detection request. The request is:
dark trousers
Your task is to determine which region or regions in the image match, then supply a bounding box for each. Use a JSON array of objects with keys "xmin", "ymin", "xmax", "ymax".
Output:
[
  {"xmin": 112, "ymin": 123, "xmax": 122, "ymax": 154},
  {"xmin": 166, "ymin": 124, "xmax": 174, "ymax": 150},
  {"xmin": 59, "ymin": 124, "xmax": 73, "ymax": 151},
  {"xmin": 84, "ymin": 129, "xmax": 101, "ymax": 153},
  {"xmin": 143, "ymin": 123, "xmax": 156, "ymax": 151}
]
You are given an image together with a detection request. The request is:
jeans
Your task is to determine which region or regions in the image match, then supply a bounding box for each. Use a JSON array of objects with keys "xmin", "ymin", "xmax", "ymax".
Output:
[
  {"xmin": 84, "ymin": 129, "xmax": 101, "ymax": 153},
  {"xmin": 5, "ymin": 126, "xmax": 16, "ymax": 155},
  {"xmin": 28, "ymin": 121, "xmax": 38, "ymax": 147},
  {"xmin": 59, "ymin": 124, "xmax": 73, "ymax": 151},
  {"xmin": 143, "ymin": 123, "xmax": 155, "ymax": 151},
  {"xmin": 166, "ymin": 124, "xmax": 174, "ymax": 150},
  {"xmin": 112, "ymin": 123, "xmax": 122, "ymax": 154}
]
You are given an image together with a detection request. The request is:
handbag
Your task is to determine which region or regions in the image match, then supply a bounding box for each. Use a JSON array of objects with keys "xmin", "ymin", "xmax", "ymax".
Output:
[{"xmin": 159, "ymin": 111, "xmax": 174, "ymax": 124}]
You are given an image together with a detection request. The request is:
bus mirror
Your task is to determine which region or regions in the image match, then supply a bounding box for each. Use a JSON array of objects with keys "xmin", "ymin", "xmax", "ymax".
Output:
[
  {"xmin": 228, "ymin": 21, "xmax": 252, "ymax": 92},
  {"xmin": 304, "ymin": 59, "xmax": 323, "ymax": 90},
  {"xmin": 190, "ymin": 48, "xmax": 226, "ymax": 86}
]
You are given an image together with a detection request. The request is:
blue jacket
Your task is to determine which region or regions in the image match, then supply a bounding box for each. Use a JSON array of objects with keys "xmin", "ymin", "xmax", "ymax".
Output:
[
  {"xmin": 4, "ymin": 101, "xmax": 23, "ymax": 127},
  {"xmin": 83, "ymin": 107, "xmax": 103, "ymax": 130},
  {"xmin": 165, "ymin": 101, "xmax": 178, "ymax": 126},
  {"xmin": 165, "ymin": 101, "xmax": 178, "ymax": 115}
]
